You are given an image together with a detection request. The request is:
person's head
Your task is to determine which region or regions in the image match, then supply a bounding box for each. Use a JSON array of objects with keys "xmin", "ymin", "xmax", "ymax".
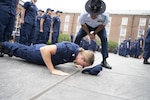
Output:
[
  {"xmin": 31, "ymin": 0, "xmax": 37, "ymax": 3},
  {"xmin": 85, "ymin": 0, "xmax": 106, "ymax": 19},
  {"xmin": 74, "ymin": 48, "xmax": 94, "ymax": 67},
  {"xmin": 38, "ymin": 10, "xmax": 43, "ymax": 16},
  {"xmin": 46, "ymin": 8, "xmax": 54, "ymax": 15},
  {"xmin": 148, "ymin": 24, "xmax": 150, "ymax": 27},
  {"xmin": 56, "ymin": 10, "xmax": 63, "ymax": 17},
  {"xmin": 141, "ymin": 34, "xmax": 144, "ymax": 38}
]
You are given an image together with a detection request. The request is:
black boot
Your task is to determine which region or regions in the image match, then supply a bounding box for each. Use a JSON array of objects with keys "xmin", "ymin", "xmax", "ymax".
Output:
[
  {"xmin": 143, "ymin": 59, "xmax": 150, "ymax": 64},
  {"xmin": 0, "ymin": 42, "xmax": 12, "ymax": 57},
  {"xmin": 0, "ymin": 42, "xmax": 4, "ymax": 57},
  {"xmin": 101, "ymin": 61, "xmax": 112, "ymax": 69},
  {"xmin": 100, "ymin": 57, "xmax": 112, "ymax": 69}
]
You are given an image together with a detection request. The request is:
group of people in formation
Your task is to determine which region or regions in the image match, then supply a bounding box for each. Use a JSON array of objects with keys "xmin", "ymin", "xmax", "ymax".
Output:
[
  {"xmin": 18, "ymin": 0, "xmax": 63, "ymax": 46},
  {"xmin": 114, "ymin": 28, "xmax": 150, "ymax": 64},
  {"xmin": 117, "ymin": 35, "xmax": 144, "ymax": 58}
]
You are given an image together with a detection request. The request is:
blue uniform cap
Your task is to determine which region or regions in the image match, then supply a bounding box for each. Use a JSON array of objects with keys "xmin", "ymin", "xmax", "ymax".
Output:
[
  {"xmin": 46, "ymin": 8, "xmax": 54, "ymax": 12},
  {"xmin": 56, "ymin": 10, "xmax": 63, "ymax": 14},
  {"xmin": 82, "ymin": 64, "xmax": 103, "ymax": 75}
]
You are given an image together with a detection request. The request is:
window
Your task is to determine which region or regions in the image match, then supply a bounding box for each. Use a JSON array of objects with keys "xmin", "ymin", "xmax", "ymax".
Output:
[
  {"xmin": 139, "ymin": 18, "xmax": 146, "ymax": 26},
  {"xmin": 137, "ymin": 29, "xmax": 144, "ymax": 38},
  {"xmin": 76, "ymin": 16, "xmax": 81, "ymax": 33},
  {"xmin": 65, "ymin": 15, "xmax": 70, "ymax": 23},
  {"xmin": 64, "ymin": 23, "xmax": 69, "ymax": 32},
  {"xmin": 120, "ymin": 27, "xmax": 126, "ymax": 36},
  {"xmin": 108, "ymin": 17, "xmax": 112, "ymax": 25},
  {"xmin": 64, "ymin": 15, "xmax": 70, "ymax": 31},
  {"xmin": 121, "ymin": 17, "xmax": 128, "ymax": 25}
]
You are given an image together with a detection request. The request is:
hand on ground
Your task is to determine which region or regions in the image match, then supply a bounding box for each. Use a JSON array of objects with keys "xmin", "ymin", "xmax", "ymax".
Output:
[{"xmin": 51, "ymin": 69, "xmax": 69, "ymax": 76}]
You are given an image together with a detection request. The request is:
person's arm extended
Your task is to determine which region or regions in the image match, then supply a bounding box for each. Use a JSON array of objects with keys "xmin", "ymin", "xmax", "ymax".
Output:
[
  {"xmin": 81, "ymin": 24, "xmax": 90, "ymax": 35},
  {"xmin": 94, "ymin": 25, "xmax": 105, "ymax": 34},
  {"xmin": 140, "ymin": 40, "xmax": 143, "ymax": 48},
  {"xmin": 40, "ymin": 18, "xmax": 44, "ymax": 32},
  {"xmin": 21, "ymin": 8, "xmax": 26, "ymax": 24},
  {"xmin": 40, "ymin": 45, "xmax": 69, "ymax": 76},
  {"xmin": 50, "ymin": 21, "xmax": 54, "ymax": 34}
]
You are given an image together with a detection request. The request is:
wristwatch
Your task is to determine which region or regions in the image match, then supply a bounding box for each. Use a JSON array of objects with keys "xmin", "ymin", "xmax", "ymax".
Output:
[{"xmin": 90, "ymin": 31, "xmax": 94, "ymax": 34}]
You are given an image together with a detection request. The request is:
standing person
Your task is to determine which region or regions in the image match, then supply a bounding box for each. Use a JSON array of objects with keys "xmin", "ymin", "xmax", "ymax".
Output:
[
  {"xmin": 143, "ymin": 26, "xmax": 150, "ymax": 64},
  {"xmin": 33, "ymin": 9, "xmax": 44, "ymax": 44},
  {"xmin": 51, "ymin": 10, "xmax": 63, "ymax": 44},
  {"xmin": 136, "ymin": 35, "xmax": 144, "ymax": 58},
  {"xmin": 70, "ymin": 32, "xmax": 74, "ymax": 42},
  {"xmin": 0, "ymin": 0, "xmax": 19, "ymax": 56},
  {"xmin": 74, "ymin": 0, "xmax": 111, "ymax": 69},
  {"xmin": 19, "ymin": 0, "xmax": 38, "ymax": 46},
  {"xmin": 0, "ymin": 41, "xmax": 94, "ymax": 76},
  {"xmin": 126, "ymin": 36, "xmax": 131, "ymax": 57},
  {"xmin": 39, "ymin": 8, "xmax": 54, "ymax": 44}
]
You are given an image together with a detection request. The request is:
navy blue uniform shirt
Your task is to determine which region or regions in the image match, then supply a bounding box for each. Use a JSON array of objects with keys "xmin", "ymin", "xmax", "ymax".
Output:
[
  {"xmin": 52, "ymin": 16, "xmax": 61, "ymax": 32},
  {"xmin": 3, "ymin": 42, "xmax": 80, "ymax": 66},
  {"xmin": 145, "ymin": 28, "xmax": 150, "ymax": 43},
  {"xmin": 0, "ymin": 0, "xmax": 18, "ymax": 15},
  {"xmin": 36, "ymin": 15, "xmax": 42, "ymax": 31},
  {"xmin": 51, "ymin": 42, "xmax": 79, "ymax": 65},
  {"xmin": 23, "ymin": 2, "xmax": 38, "ymax": 26},
  {"xmin": 42, "ymin": 14, "xmax": 52, "ymax": 32}
]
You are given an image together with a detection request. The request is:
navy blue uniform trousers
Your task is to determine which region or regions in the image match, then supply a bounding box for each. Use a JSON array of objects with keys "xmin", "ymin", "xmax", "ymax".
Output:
[
  {"xmin": 143, "ymin": 43, "xmax": 150, "ymax": 59},
  {"xmin": 0, "ymin": 10, "xmax": 16, "ymax": 42},
  {"xmin": 52, "ymin": 32, "xmax": 59, "ymax": 44},
  {"xmin": 3, "ymin": 42, "xmax": 45, "ymax": 65},
  {"xmin": 74, "ymin": 27, "xmax": 108, "ymax": 58},
  {"xmin": 19, "ymin": 23, "xmax": 36, "ymax": 46}
]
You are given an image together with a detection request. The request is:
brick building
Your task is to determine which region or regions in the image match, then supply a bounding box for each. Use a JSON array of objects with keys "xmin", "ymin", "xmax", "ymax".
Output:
[{"xmin": 58, "ymin": 10, "xmax": 150, "ymax": 44}]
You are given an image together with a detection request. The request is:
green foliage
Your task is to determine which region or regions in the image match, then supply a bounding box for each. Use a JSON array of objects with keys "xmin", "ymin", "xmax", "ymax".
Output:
[
  {"xmin": 96, "ymin": 39, "xmax": 101, "ymax": 45},
  {"xmin": 47, "ymin": 34, "xmax": 118, "ymax": 53},
  {"xmin": 46, "ymin": 40, "xmax": 51, "ymax": 45},
  {"xmin": 108, "ymin": 41, "xmax": 118, "ymax": 52},
  {"xmin": 58, "ymin": 34, "xmax": 70, "ymax": 42},
  {"xmin": 96, "ymin": 40, "xmax": 118, "ymax": 53}
]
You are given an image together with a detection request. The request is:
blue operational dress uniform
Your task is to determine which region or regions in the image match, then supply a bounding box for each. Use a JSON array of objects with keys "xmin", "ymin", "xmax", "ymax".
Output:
[
  {"xmin": 130, "ymin": 40, "xmax": 138, "ymax": 57},
  {"xmin": 80, "ymin": 39, "xmax": 89, "ymax": 50},
  {"xmin": 52, "ymin": 16, "xmax": 61, "ymax": 44},
  {"xmin": 39, "ymin": 14, "xmax": 52, "ymax": 44},
  {"xmin": 0, "ymin": 0, "xmax": 18, "ymax": 42},
  {"xmin": 136, "ymin": 37, "xmax": 144, "ymax": 58},
  {"xmin": 2, "ymin": 41, "xmax": 80, "ymax": 65},
  {"xmin": 33, "ymin": 13, "xmax": 42, "ymax": 44},
  {"xmin": 74, "ymin": 12, "xmax": 109, "ymax": 59},
  {"xmin": 126, "ymin": 38, "xmax": 131, "ymax": 56},
  {"xmin": 19, "ymin": 1, "xmax": 38, "ymax": 46},
  {"xmin": 143, "ymin": 27, "xmax": 150, "ymax": 64},
  {"xmin": 88, "ymin": 40, "xmax": 97, "ymax": 52}
]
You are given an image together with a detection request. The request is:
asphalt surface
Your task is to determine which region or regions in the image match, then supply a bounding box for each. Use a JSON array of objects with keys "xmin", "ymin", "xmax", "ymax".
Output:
[{"xmin": 0, "ymin": 52, "xmax": 150, "ymax": 100}]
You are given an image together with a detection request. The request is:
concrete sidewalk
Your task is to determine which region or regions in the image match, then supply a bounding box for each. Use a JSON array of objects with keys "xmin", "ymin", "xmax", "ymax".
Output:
[{"xmin": 0, "ymin": 52, "xmax": 150, "ymax": 100}]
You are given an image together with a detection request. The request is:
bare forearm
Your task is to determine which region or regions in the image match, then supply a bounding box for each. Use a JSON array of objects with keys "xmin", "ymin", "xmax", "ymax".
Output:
[
  {"xmin": 40, "ymin": 19, "xmax": 44, "ymax": 31},
  {"xmin": 40, "ymin": 47, "xmax": 55, "ymax": 72},
  {"xmin": 94, "ymin": 25, "xmax": 105, "ymax": 34},
  {"xmin": 81, "ymin": 24, "xmax": 90, "ymax": 35},
  {"xmin": 40, "ymin": 45, "xmax": 69, "ymax": 76},
  {"xmin": 21, "ymin": 9, "xmax": 25, "ymax": 23}
]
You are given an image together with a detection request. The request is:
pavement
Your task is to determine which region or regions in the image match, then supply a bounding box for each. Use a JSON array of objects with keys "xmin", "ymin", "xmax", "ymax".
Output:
[{"xmin": 0, "ymin": 52, "xmax": 150, "ymax": 100}]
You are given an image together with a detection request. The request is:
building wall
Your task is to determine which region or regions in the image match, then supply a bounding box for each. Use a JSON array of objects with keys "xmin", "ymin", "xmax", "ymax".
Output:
[
  {"xmin": 109, "ymin": 14, "xmax": 150, "ymax": 44},
  {"xmin": 58, "ymin": 13, "xmax": 150, "ymax": 44}
]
